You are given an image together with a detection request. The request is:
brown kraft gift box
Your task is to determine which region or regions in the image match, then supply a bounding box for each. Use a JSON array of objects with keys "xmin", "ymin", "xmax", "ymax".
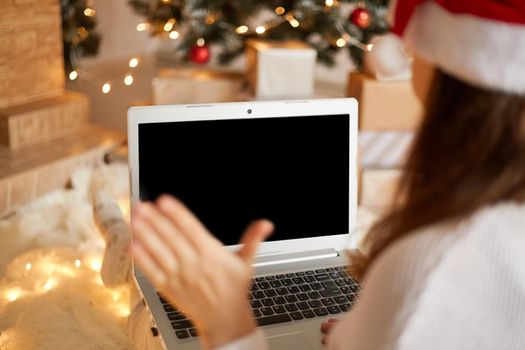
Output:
[{"xmin": 347, "ymin": 72, "xmax": 423, "ymax": 130}]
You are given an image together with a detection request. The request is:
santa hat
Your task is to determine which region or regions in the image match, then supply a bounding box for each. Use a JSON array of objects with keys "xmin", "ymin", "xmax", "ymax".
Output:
[{"xmin": 389, "ymin": 0, "xmax": 525, "ymax": 94}]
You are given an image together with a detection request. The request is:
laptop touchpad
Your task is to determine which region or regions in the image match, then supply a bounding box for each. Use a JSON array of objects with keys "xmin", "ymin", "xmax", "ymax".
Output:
[{"xmin": 267, "ymin": 332, "xmax": 315, "ymax": 349}]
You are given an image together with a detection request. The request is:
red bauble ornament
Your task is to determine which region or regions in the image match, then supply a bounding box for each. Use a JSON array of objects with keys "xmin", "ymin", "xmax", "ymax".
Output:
[
  {"xmin": 189, "ymin": 45, "xmax": 210, "ymax": 64},
  {"xmin": 350, "ymin": 8, "xmax": 371, "ymax": 29}
]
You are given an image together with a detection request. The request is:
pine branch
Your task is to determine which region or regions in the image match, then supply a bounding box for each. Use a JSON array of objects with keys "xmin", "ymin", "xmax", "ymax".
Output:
[{"xmin": 127, "ymin": 0, "xmax": 390, "ymax": 68}]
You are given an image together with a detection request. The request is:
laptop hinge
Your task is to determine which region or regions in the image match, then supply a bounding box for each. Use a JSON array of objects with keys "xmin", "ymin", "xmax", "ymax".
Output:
[{"xmin": 252, "ymin": 248, "xmax": 339, "ymax": 267}]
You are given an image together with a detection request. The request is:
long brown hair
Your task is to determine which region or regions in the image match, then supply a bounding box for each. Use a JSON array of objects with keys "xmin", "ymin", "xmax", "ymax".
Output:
[{"xmin": 352, "ymin": 70, "xmax": 525, "ymax": 279}]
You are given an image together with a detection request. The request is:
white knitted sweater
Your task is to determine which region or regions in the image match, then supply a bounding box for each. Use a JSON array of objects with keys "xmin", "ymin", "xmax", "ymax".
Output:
[{"xmin": 218, "ymin": 201, "xmax": 525, "ymax": 350}]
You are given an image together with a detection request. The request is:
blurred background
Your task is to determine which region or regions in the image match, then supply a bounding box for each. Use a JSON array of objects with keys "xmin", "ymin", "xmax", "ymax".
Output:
[
  {"xmin": 64, "ymin": 0, "xmax": 389, "ymax": 131},
  {"xmin": 0, "ymin": 0, "xmax": 422, "ymax": 218}
]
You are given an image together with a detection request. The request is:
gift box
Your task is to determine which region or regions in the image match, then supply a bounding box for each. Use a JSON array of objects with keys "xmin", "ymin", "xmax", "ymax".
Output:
[
  {"xmin": 347, "ymin": 72, "xmax": 423, "ymax": 130},
  {"xmin": 245, "ymin": 39, "xmax": 317, "ymax": 100},
  {"xmin": 360, "ymin": 168, "xmax": 402, "ymax": 214},
  {"xmin": 358, "ymin": 130, "xmax": 414, "ymax": 213},
  {"xmin": 152, "ymin": 68, "xmax": 245, "ymax": 105}
]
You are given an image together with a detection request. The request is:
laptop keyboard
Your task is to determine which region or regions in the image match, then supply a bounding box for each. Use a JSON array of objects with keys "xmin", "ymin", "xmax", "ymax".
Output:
[{"xmin": 158, "ymin": 266, "xmax": 360, "ymax": 340}]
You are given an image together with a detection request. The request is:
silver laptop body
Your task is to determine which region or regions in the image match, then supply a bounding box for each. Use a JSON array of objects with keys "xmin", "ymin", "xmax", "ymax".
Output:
[{"xmin": 128, "ymin": 98, "xmax": 359, "ymax": 349}]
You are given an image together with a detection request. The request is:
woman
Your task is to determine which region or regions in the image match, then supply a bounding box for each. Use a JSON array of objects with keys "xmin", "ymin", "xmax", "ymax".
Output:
[{"xmin": 131, "ymin": 0, "xmax": 525, "ymax": 348}]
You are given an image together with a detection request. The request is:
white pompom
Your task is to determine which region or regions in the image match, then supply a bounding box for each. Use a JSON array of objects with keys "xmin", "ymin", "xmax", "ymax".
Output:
[{"xmin": 364, "ymin": 33, "xmax": 412, "ymax": 81}]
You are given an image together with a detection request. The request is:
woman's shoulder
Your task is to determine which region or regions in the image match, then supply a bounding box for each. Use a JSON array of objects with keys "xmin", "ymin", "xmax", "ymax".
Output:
[
  {"xmin": 450, "ymin": 201, "xmax": 525, "ymax": 272},
  {"xmin": 465, "ymin": 200, "xmax": 525, "ymax": 235},
  {"xmin": 382, "ymin": 200, "xmax": 525, "ymax": 261},
  {"xmin": 394, "ymin": 201, "xmax": 525, "ymax": 348},
  {"xmin": 355, "ymin": 201, "xmax": 525, "ymax": 349},
  {"xmin": 419, "ymin": 200, "xmax": 525, "ymax": 258},
  {"xmin": 367, "ymin": 200, "xmax": 525, "ymax": 286}
]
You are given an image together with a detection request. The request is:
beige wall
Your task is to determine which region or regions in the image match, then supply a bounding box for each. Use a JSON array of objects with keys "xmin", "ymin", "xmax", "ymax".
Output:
[{"xmin": 81, "ymin": 0, "xmax": 157, "ymax": 64}]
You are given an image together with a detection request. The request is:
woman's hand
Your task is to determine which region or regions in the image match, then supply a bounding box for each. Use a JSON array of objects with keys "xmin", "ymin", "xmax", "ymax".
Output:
[
  {"xmin": 320, "ymin": 318, "xmax": 340, "ymax": 345},
  {"xmin": 131, "ymin": 195, "xmax": 274, "ymax": 349}
]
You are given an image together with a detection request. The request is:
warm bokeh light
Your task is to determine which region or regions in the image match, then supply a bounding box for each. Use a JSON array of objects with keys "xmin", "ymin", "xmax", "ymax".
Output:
[
  {"xmin": 6, "ymin": 288, "xmax": 21, "ymax": 302},
  {"xmin": 255, "ymin": 26, "xmax": 266, "ymax": 34},
  {"xmin": 102, "ymin": 83, "xmax": 111, "ymax": 94},
  {"xmin": 44, "ymin": 279, "xmax": 56, "ymax": 291},
  {"xmin": 169, "ymin": 30, "xmax": 180, "ymax": 39},
  {"xmin": 68, "ymin": 70, "xmax": 78, "ymax": 80},
  {"xmin": 1, "ymin": 251, "xmax": 133, "ymax": 327},
  {"xmin": 164, "ymin": 19, "xmax": 175, "ymax": 32},
  {"xmin": 128, "ymin": 57, "xmax": 139, "ymax": 68},
  {"xmin": 196, "ymin": 38, "xmax": 205, "ymax": 47},
  {"xmin": 275, "ymin": 7, "xmax": 285, "ymax": 15},
  {"xmin": 84, "ymin": 8, "xmax": 96, "ymax": 16},
  {"xmin": 40, "ymin": 260, "xmax": 74, "ymax": 277},
  {"xmin": 235, "ymin": 25, "xmax": 248, "ymax": 34},
  {"xmin": 77, "ymin": 27, "xmax": 89, "ymax": 39},
  {"xmin": 289, "ymin": 18, "xmax": 300, "ymax": 28},
  {"xmin": 124, "ymin": 74, "xmax": 134, "ymax": 86},
  {"xmin": 90, "ymin": 259, "xmax": 102, "ymax": 271},
  {"xmin": 325, "ymin": 0, "xmax": 334, "ymax": 7},
  {"xmin": 136, "ymin": 23, "xmax": 149, "ymax": 32},
  {"xmin": 117, "ymin": 304, "xmax": 131, "ymax": 317},
  {"xmin": 336, "ymin": 37, "xmax": 346, "ymax": 47}
]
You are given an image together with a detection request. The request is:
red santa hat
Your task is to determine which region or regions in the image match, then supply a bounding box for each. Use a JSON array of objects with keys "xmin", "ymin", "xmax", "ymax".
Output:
[{"xmin": 389, "ymin": 0, "xmax": 525, "ymax": 94}]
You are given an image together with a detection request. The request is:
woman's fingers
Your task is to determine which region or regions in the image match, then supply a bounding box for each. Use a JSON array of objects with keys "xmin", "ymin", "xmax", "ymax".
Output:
[
  {"xmin": 135, "ymin": 202, "xmax": 196, "ymax": 263},
  {"xmin": 131, "ymin": 215, "xmax": 179, "ymax": 277},
  {"xmin": 156, "ymin": 195, "xmax": 220, "ymax": 250},
  {"xmin": 321, "ymin": 319, "xmax": 339, "ymax": 345},
  {"xmin": 132, "ymin": 242, "xmax": 166, "ymax": 287},
  {"xmin": 130, "ymin": 197, "xmax": 264, "ymax": 348},
  {"xmin": 322, "ymin": 335, "xmax": 329, "ymax": 345},
  {"xmin": 237, "ymin": 220, "xmax": 274, "ymax": 264},
  {"xmin": 320, "ymin": 318, "xmax": 340, "ymax": 333}
]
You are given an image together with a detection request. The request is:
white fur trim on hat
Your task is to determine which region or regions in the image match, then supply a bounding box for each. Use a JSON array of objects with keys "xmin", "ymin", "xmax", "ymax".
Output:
[{"xmin": 404, "ymin": 2, "xmax": 525, "ymax": 94}]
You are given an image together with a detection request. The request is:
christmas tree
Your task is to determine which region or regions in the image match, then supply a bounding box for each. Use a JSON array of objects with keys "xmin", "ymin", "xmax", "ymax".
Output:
[
  {"xmin": 128, "ymin": 0, "xmax": 389, "ymax": 67},
  {"xmin": 61, "ymin": 0, "xmax": 101, "ymax": 76}
]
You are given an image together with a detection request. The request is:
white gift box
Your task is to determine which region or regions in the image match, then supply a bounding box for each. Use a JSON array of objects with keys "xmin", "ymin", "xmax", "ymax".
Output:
[
  {"xmin": 246, "ymin": 39, "xmax": 317, "ymax": 99},
  {"xmin": 152, "ymin": 68, "xmax": 244, "ymax": 105},
  {"xmin": 358, "ymin": 130, "xmax": 414, "ymax": 213}
]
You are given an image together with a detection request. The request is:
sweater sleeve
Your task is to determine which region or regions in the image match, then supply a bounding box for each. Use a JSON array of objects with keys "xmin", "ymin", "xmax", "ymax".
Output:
[{"xmin": 326, "ymin": 227, "xmax": 457, "ymax": 349}]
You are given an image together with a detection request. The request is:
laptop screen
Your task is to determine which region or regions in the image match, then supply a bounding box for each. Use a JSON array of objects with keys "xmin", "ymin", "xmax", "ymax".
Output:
[{"xmin": 138, "ymin": 114, "xmax": 350, "ymax": 245}]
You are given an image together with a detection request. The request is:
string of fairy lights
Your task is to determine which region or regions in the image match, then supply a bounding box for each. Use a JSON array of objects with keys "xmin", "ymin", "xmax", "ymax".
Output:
[
  {"xmin": 1, "ymin": 199, "xmax": 133, "ymax": 328},
  {"xmin": 68, "ymin": 55, "xmax": 141, "ymax": 94},
  {"xmin": 1, "ymin": 254, "xmax": 130, "ymax": 317},
  {"xmin": 68, "ymin": 0, "xmax": 375, "ymax": 94}
]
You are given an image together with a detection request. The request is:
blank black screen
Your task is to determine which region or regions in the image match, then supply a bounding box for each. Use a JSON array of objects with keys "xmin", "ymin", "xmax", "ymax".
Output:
[{"xmin": 138, "ymin": 115, "xmax": 349, "ymax": 245}]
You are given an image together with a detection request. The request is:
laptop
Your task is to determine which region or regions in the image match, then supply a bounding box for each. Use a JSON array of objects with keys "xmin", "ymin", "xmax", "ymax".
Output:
[{"xmin": 128, "ymin": 98, "xmax": 359, "ymax": 349}]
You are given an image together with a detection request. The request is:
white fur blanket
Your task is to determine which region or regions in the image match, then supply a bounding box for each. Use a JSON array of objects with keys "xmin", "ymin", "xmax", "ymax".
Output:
[{"xmin": 0, "ymin": 164, "xmax": 134, "ymax": 350}]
